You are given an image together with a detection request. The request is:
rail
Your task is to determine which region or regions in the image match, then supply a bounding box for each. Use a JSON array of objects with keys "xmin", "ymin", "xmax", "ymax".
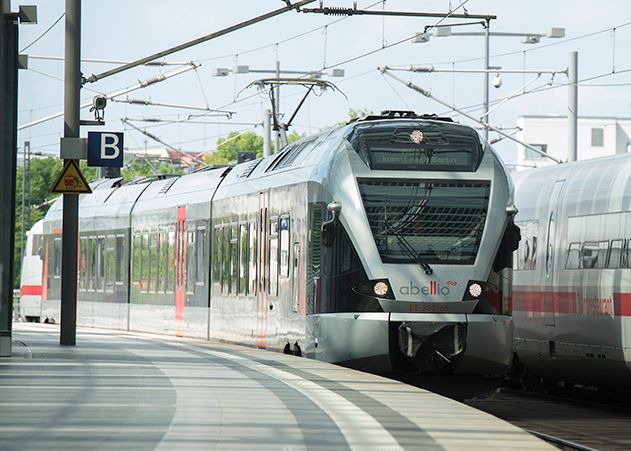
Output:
[{"xmin": 526, "ymin": 429, "xmax": 599, "ymax": 451}]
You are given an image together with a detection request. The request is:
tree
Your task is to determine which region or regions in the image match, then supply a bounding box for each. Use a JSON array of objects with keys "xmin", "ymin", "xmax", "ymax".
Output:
[{"xmin": 204, "ymin": 130, "xmax": 306, "ymax": 166}]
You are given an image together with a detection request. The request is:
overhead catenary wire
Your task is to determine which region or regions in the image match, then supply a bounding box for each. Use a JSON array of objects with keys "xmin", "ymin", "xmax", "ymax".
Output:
[{"xmin": 19, "ymin": 12, "xmax": 65, "ymax": 53}]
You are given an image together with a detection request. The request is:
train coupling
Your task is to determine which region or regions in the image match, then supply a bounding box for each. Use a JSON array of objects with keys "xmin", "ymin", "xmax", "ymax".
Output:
[{"xmin": 397, "ymin": 322, "xmax": 466, "ymax": 372}]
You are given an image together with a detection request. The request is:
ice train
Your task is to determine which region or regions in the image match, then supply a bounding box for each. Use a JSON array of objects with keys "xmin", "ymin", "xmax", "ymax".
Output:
[
  {"xmin": 29, "ymin": 111, "xmax": 520, "ymax": 381},
  {"xmin": 513, "ymin": 153, "xmax": 631, "ymax": 389}
]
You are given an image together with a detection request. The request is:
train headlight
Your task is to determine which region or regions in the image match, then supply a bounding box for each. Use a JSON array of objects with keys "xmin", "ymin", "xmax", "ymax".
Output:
[
  {"xmin": 373, "ymin": 281, "xmax": 389, "ymax": 297},
  {"xmin": 468, "ymin": 283, "xmax": 483, "ymax": 298},
  {"xmin": 353, "ymin": 279, "xmax": 395, "ymax": 300}
]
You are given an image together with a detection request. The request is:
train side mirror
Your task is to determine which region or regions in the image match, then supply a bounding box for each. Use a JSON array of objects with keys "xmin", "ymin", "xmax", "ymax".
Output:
[{"xmin": 321, "ymin": 201, "xmax": 342, "ymax": 248}]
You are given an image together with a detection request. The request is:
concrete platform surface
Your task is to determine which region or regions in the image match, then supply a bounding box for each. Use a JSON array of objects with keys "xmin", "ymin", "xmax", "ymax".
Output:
[{"xmin": 0, "ymin": 323, "xmax": 552, "ymax": 450}]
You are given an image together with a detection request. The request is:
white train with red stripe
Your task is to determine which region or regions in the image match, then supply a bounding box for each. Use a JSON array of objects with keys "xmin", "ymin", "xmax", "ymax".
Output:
[
  {"xmin": 513, "ymin": 153, "xmax": 631, "ymax": 390},
  {"xmin": 37, "ymin": 111, "xmax": 518, "ymax": 388},
  {"xmin": 19, "ymin": 219, "xmax": 44, "ymax": 322}
]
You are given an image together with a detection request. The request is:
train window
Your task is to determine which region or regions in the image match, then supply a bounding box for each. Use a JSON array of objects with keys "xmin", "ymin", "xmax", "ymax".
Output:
[
  {"xmin": 222, "ymin": 226, "xmax": 230, "ymax": 294},
  {"xmin": 167, "ymin": 229, "xmax": 175, "ymax": 293},
  {"xmin": 566, "ymin": 242, "xmax": 581, "ymax": 269},
  {"xmin": 280, "ymin": 216, "xmax": 290, "ymax": 278},
  {"xmin": 115, "ymin": 235, "xmax": 125, "ymax": 284},
  {"xmin": 196, "ymin": 227, "xmax": 206, "ymax": 285},
  {"xmin": 594, "ymin": 241, "xmax": 609, "ymax": 269},
  {"xmin": 88, "ymin": 237, "xmax": 96, "ymax": 291},
  {"xmin": 581, "ymin": 242, "xmax": 599, "ymax": 269},
  {"xmin": 239, "ymin": 224, "xmax": 248, "ymax": 294},
  {"xmin": 230, "ymin": 225, "xmax": 238, "ymax": 294},
  {"xmin": 158, "ymin": 230, "xmax": 167, "ymax": 293},
  {"xmin": 212, "ymin": 226, "xmax": 221, "ymax": 286},
  {"xmin": 148, "ymin": 232, "xmax": 157, "ymax": 293},
  {"xmin": 52, "ymin": 237, "xmax": 62, "ymax": 278},
  {"xmin": 141, "ymin": 233, "xmax": 149, "ymax": 292},
  {"xmin": 608, "ymin": 239, "xmax": 624, "ymax": 269},
  {"xmin": 97, "ymin": 237, "xmax": 106, "ymax": 291},
  {"xmin": 187, "ymin": 228, "xmax": 196, "ymax": 294},
  {"xmin": 269, "ymin": 217, "xmax": 279, "ymax": 296},
  {"xmin": 105, "ymin": 236, "xmax": 116, "ymax": 292},
  {"xmin": 347, "ymin": 121, "xmax": 484, "ymax": 172},
  {"xmin": 249, "ymin": 222, "xmax": 257, "ymax": 295},
  {"xmin": 31, "ymin": 234, "xmax": 43, "ymax": 258},
  {"xmin": 79, "ymin": 237, "xmax": 87, "ymax": 290}
]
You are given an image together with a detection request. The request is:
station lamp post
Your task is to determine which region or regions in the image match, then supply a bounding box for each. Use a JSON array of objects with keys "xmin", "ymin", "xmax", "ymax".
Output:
[
  {"xmin": 412, "ymin": 24, "xmax": 565, "ymax": 141},
  {"xmin": 213, "ymin": 64, "xmax": 344, "ymax": 154}
]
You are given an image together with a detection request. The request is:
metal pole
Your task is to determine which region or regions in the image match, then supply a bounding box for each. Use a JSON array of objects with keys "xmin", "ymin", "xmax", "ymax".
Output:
[
  {"xmin": 275, "ymin": 61, "xmax": 280, "ymax": 153},
  {"xmin": 60, "ymin": 0, "xmax": 81, "ymax": 346},
  {"xmin": 21, "ymin": 144, "xmax": 25, "ymax": 265},
  {"xmin": 0, "ymin": 1, "xmax": 18, "ymax": 357},
  {"xmin": 263, "ymin": 109, "xmax": 271, "ymax": 157},
  {"xmin": 26, "ymin": 141, "xmax": 31, "ymax": 229},
  {"xmin": 482, "ymin": 18, "xmax": 490, "ymax": 142},
  {"xmin": 567, "ymin": 51, "xmax": 578, "ymax": 162}
]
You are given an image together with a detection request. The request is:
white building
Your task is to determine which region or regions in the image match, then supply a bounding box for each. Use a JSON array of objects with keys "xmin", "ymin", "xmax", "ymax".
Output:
[{"xmin": 515, "ymin": 115, "xmax": 631, "ymax": 170}]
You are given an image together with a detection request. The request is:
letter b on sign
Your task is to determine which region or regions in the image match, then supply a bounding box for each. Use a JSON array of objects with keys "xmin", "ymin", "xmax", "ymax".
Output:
[{"xmin": 88, "ymin": 131, "xmax": 124, "ymax": 167}]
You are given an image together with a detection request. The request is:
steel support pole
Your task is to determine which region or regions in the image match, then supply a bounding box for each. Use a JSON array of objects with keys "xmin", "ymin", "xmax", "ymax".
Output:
[
  {"xmin": 482, "ymin": 19, "xmax": 490, "ymax": 142},
  {"xmin": 567, "ymin": 51, "xmax": 578, "ymax": 162},
  {"xmin": 275, "ymin": 61, "xmax": 281, "ymax": 153},
  {"xmin": 0, "ymin": 4, "xmax": 18, "ymax": 357},
  {"xmin": 60, "ymin": 0, "xmax": 81, "ymax": 346},
  {"xmin": 263, "ymin": 109, "xmax": 271, "ymax": 157}
]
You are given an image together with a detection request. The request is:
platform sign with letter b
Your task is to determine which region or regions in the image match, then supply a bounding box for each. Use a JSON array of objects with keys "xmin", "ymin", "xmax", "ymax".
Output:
[{"xmin": 87, "ymin": 131, "xmax": 124, "ymax": 167}]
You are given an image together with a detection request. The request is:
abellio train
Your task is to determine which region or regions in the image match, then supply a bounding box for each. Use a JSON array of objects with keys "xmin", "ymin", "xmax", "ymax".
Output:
[
  {"xmin": 513, "ymin": 154, "xmax": 631, "ymax": 390},
  {"xmin": 34, "ymin": 111, "xmax": 519, "ymax": 381}
]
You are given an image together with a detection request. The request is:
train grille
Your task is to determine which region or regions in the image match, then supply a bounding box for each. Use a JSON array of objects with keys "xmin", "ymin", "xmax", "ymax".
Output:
[{"xmin": 358, "ymin": 180, "xmax": 490, "ymax": 264}]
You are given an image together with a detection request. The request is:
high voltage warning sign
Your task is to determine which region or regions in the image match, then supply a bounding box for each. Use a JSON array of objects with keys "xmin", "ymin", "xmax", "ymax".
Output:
[{"xmin": 51, "ymin": 160, "xmax": 92, "ymax": 194}]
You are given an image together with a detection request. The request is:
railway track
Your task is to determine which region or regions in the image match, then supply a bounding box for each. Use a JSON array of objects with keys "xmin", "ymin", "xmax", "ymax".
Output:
[{"xmin": 467, "ymin": 387, "xmax": 631, "ymax": 450}]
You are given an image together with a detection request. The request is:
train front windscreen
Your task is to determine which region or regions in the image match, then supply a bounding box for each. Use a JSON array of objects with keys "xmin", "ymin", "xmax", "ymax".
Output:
[
  {"xmin": 347, "ymin": 120, "xmax": 484, "ymax": 172},
  {"xmin": 357, "ymin": 180, "xmax": 490, "ymax": 265}
]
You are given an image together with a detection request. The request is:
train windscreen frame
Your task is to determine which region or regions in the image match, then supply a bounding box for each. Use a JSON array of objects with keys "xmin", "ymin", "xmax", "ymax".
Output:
[
  {"xmin": 358, "ymin": 179, "xmax": 490, "ymax": 265},
  {"xmin": 347, "ymin": 120, "xmax": 484, "ymax": 172}
]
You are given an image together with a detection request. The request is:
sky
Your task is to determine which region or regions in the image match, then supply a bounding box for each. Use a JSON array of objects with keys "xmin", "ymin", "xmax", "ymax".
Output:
[{"xmin": 14, "ymin": 0, "xmax": 631, "ymax": 166}]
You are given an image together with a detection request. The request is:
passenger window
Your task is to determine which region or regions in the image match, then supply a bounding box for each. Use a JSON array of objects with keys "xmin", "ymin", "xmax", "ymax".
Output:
[
  {"xmin": 167, "ymin": 229, "xmax": 176, "ymax": 293},
  {"xmin": 280, "ymin": 216, "xmax": 290, "ymax": 278},
  {"xmin": 269, "ymin": 217, "xmax": 279, "ymax": 296},
  {"xmin": 79, "ymin": 237, "xmax": 87, "ymax": 290},
  {"xmin": 249, "ymin": 222, "xmax": 257, "ymax": 295},
  {"xmin": 212, "ymin": 226, "xmax": 221, "ymax": 286},
  {"xmin": 158, "ymin": 230, "xmax": 167, "ymax": 293},
  {"xmin": 581, "ymin": 242, "xmax": 599, "ymax": 269},
  {"xmin": 608, "ymin": 239, "xmax": 624, "ymax": 269},
  {"xmin": 105, "ymin": 236, "xmax": 116, "ymax": 292},
  {"xmin": 148, "ymin": 232, "xmax": 157, "ymax": 293},
  {"xmin": 595, "ymin": 241, "xmax": 609, "ymax": 269},
  {"xmin": 115, "ymin": 235, "xmax": 125, "ymax": 284},
  {"xmin": 222, "ymin": 226, "xmax": 230, "ymax": 294},
  {"xmin": 230, "ymin": 225, "xmax": 239, "ymax": 294},
  {"xmin": 239, "ymin": 224, "xmax": 248, "ymax": 294},
  {"xmin": 141, "ymin": 233, "xmax": 149, "ymax": 292},
  {"xmin": 196, "ymin": 227, "xmax": 206, "ymax": 285},
  {"xmin": 186, "ymin": 228, "xmax": 196, "ymax": 294},
  {"xmin": 566, "ymin": 242, "xmax": 581, "ymax": 269}
]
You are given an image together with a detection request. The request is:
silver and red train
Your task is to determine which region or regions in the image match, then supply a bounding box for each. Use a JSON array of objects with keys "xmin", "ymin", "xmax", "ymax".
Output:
[
  {"xmin": 21, "ymin": 111, "xmax": 518, "ymax": 383},
  {"xmin": 513, "ymin": 153, "xmax": 631, "ymax": 390}
]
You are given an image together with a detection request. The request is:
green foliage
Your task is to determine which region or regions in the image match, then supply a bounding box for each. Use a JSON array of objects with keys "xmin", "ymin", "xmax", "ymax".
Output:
[{"xmin": 204, "ymin": 131, "xmax": 306, "ymax": 166}]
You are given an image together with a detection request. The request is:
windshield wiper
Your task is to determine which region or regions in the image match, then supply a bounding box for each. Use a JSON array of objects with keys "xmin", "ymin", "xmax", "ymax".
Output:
[{"xmin": 383, "ymin": 219, "xmax": 433, "ymax": 275}]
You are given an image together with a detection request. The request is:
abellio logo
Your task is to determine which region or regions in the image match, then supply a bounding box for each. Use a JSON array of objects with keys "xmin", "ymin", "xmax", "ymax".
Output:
[{"xmin": 400, "ymin": 280, "xmax": 454, "ymax": 296}]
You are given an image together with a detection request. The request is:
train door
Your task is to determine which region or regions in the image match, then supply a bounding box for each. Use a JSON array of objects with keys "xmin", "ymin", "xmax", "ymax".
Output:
[
  {"xmin": 257, "ymin": 192, "xmax": 269, "ymax": 349},
  {"xmin": 175, "ymin": 207, "xmax": 187, "ymax": 337},
  {"xmin": 543, "ymin": 180, "xmax": 566, "ymax": 328}
]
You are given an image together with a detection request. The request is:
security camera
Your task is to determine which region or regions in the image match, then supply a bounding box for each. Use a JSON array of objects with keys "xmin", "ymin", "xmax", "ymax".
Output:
[
  {"xmin": 492, "ymin": 74, "xmax": 502, "ymax": 88},
  {"xmin": 90, "ymin": 95, "xmax": 107, "ymax": 120},
  {"xmin": 93, "ymin": 95, "xmax": 107, "ymax": 110}
]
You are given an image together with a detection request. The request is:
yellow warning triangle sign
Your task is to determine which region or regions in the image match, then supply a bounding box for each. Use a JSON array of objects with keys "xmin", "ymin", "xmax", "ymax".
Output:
[{"xmin": 51, "ymin": 160, "xmax": 93, "ymax": 194}]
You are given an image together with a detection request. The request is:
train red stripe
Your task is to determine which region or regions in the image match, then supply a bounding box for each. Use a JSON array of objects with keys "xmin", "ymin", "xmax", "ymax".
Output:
[
  {"xmin": 514, "ymin": 290, "xmax": 631, "ymax": 317},
  {"xmin": 20, "ymin": 285, "xmax": 42, "ymax": 296}
]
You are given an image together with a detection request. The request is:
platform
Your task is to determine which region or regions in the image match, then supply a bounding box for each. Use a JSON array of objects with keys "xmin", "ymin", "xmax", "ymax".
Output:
[{"xmin": 0, "ymin": 323, "xmax": 552, "ymax": 450}]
